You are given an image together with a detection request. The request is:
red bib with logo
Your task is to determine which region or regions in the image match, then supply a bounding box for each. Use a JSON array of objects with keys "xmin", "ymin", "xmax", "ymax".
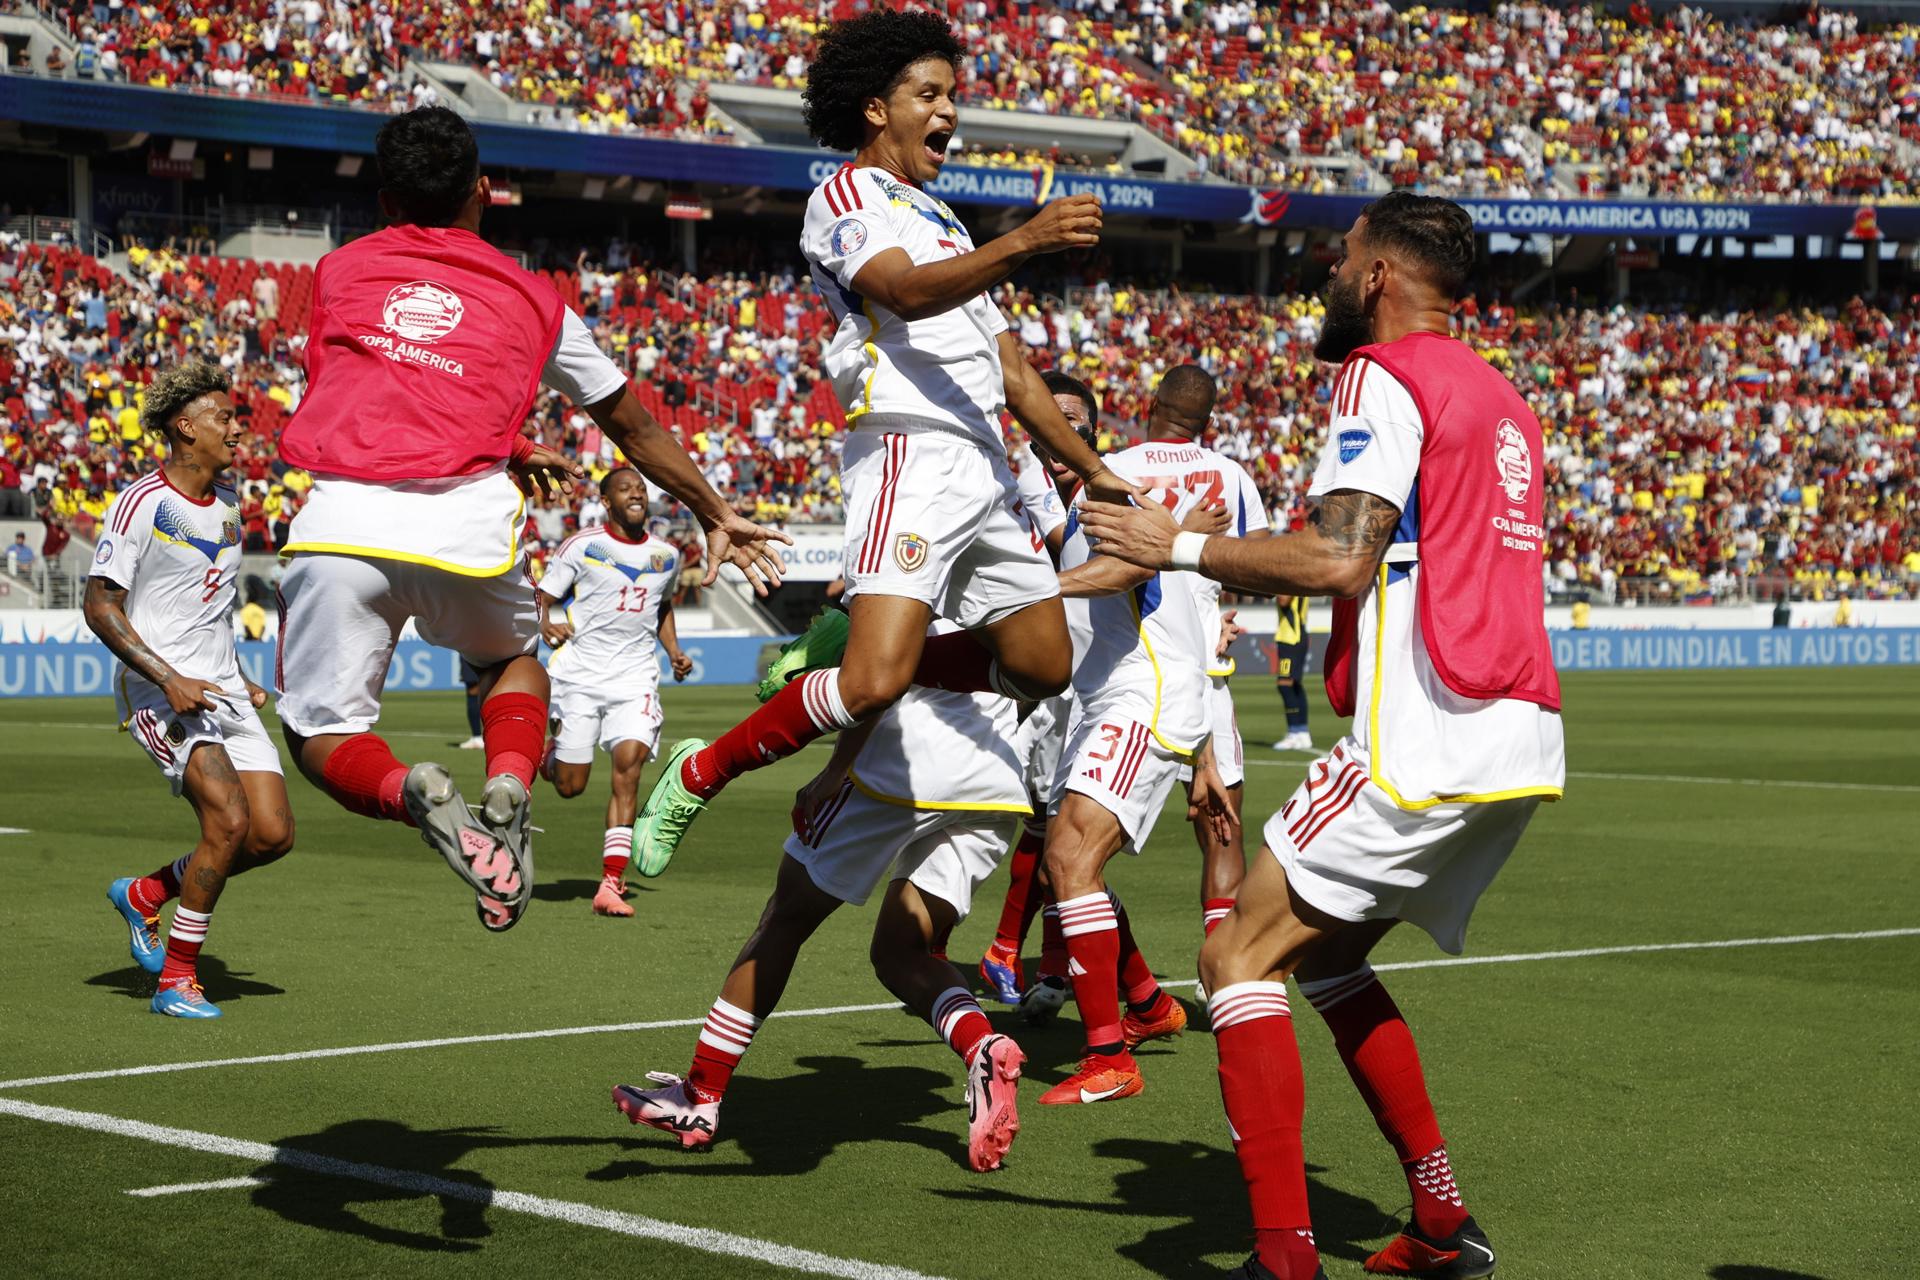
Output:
[
  {"xmin": 280, "ymin": 225, "xmax": 566, "ymax": 481},
  {"xmin": 1322, "ymin": 332, "xmax": 1561, "ymax": 716}
]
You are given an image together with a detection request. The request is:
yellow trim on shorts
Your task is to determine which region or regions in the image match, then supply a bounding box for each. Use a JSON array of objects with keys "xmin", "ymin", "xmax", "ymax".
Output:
[
  {"xmin": 1206, "ymin": 658, "xmax": 1237, "ymax": 678},
  {"xmin": 282, "ymin": 488, "xmax": 526, "ymax": 577},
  {"xmin": 846, "ymin": 767, "xmax": 1032, "ymax": 815},
  {"xmin": 844, "ymin": 303, "xmax": 882, "ymax": 422},
  {"xmin": 1126, "ymin": 587, "xmax": 1200, "ymax": 763},
  {"xmin": 1366, "ymin": 564, "xmax": 1562, "ymax": 811}
]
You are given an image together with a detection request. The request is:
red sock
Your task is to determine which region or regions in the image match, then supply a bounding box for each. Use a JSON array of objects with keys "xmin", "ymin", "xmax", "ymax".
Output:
[
  {"xmin": 684, "ymin": 669, "xmax": 856, "ymax": 799},
  {"xmin": 602, "ymin": 828, "xmax": 632, "ymax": 879},
  {"xmin": 1203, "ymin": 896, "xmax": 1235, "ymax": 936},
  {"xmin": 481, "ymin": 691, "xmax": 546, "ymax": 788},
  {"xmin": 931, "ymin": 987, "xmax": 993, "ymax": 1061},
  {"xmin": 1113, "ymin": 896, "xmax": 1164, "ymax": 1010},
  {"xmin": 319, "ymin": 733, "xmax": 413, "ymax": 824},
  {"xmin": 687, "ymin": 997, "xmax": 762, "ymax": 1103},
  {"xmin": 128, "ymin": 853, "xmax": 191, "ymax": 916},
  {"xmin": 1209, "ymin": 981, "xmax": 1319, "ymax": 1280},
  {"xmin": 1038, "ymin": 901, "xmax": 1068, "ymax": 979},
  {"xmin": 1300, "ymin": 968, "xmax": 1462, "ymax": 1236},
  {"xmin": 991, "ymin": 828, "xmax": 1044, "ymax": 954},
  {"xmin": 158, "ymin": 906, "xmax": 211, "ymax": 986},
  {"xmin": 1057, "ymin": 891, "xmax": 1124, "ymax": 1052}
]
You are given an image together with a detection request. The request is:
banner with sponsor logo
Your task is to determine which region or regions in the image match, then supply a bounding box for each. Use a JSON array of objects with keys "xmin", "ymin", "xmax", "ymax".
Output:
[{"xmin": 1549, "ymin": 627, "xmax": 1920, "ymax": 672}]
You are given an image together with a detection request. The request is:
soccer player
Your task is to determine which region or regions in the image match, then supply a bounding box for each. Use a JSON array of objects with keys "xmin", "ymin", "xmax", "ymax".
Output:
[
  {"xmin": 1081, "ymin": 193, "xmax": 1566, "ymax": 1280},
  {"xmin": 1036, "ymin": 367, "xmax": 1248, "ymax": 1105},
  {"xmin": 1270, "ymin": 594, "xmax": 1313, "ymax": 751},
  {"xmin": 90, "ymin": 363, "xmax": 295, "ymax": 1019},
  {"xmin": 272, "ymin": 107, "xmax": 785, "ymax": 931},
  {"xmin": 631, "ymin": 7, "xmax": 1141, "ymax": 876},
  {"xmin": 612, "ymin": 634, "xmax": 1028, "ymax": 1173},
  {"xmin": 536, "ymin": 468, "xmax": 691, "ymax": 916}
]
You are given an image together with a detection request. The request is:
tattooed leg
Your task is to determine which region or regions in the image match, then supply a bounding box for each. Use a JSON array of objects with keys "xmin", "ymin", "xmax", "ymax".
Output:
[{"xmin": 175, "ymin": 744, "xmax": 250, "ymax": 915}]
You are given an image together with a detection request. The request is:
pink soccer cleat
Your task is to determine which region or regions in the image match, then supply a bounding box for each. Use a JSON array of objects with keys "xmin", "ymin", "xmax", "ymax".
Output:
[
  {"xmin": 592, "ymin": 876, "xmax": 634, "ymax": 917},
  {"xmin": 613, "ymin": 1072, "xmax": 719, "ymax": 1150},
  {"xmin": 964, "ymin": 1034, "xmax": 1024, "ymax": 1171}
]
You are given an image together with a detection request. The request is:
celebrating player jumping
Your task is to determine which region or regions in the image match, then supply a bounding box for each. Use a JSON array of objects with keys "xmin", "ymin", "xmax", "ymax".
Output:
[
  {"xmin": 272, "ymin": 107, "xmax": 786, "ymax": 932},
  {"xmin": 90, "ymin": 363, "xmax": 296, "ymax": 1019},
  {"xmin": 1080, "ymin": 192, "xmax": 1565, "ymax": 1280},
  {"xmin": 630, "ymin": 7, "xmax": 1145, "ymax": 876}
]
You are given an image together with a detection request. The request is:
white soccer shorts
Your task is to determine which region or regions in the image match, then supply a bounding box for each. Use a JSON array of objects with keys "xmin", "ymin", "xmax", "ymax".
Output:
[
  {"xmin": 549, "ymin": 681, "xmax": 664, "ymax": 763},
  {"xmin": 1263, "ymin": 737, "xmax": 1542, "ymax": 955},
  {"xmin": 275, "ymin": 552, "xmax": 539, "ymax": 736},
  {"xmin": 1177, "ymin": 676, "xmax": 1244, "ymax": 789},
  {"xmin": 117, "ymin": 676, "xmax": 283, "ymax": 797},
  {"xmin": 785, "ymin": 779, "xmax": 1018, "ymax": 916},
  {"xmin": 1013, "ymin": 694, "xmax": 1070, "ymax": 810},
  {"xmin": 1051, "ymin": 708, "xmax": 1187, "ymax": 854},
  {"xmin": 840, "ymin": 429, "xmax": 1058, "ymax": 630}
]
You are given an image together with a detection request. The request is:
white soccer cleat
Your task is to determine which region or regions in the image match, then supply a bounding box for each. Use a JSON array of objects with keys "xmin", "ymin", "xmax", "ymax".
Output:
[
  {"xmin": 457, "ymin": 735, "xmax": 485, "ymax": 750},
  {"xmin": 404, "ymin": 763, "xmax": 529, "ymax": 919},
  {"xmin": 474, "ymin": 773, "xmax": 536, "ymax": 932},
  {"xmin": 1272, "ymin": 731, "xmax": 1314, "ymax": 752},
  {"xmin": 613, "ymin": 1072, "xmax": 719, "ymax": 1150}
]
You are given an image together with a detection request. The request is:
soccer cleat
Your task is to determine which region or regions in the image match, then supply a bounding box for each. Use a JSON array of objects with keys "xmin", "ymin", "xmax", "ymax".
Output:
[
  {"xmin": 1018, "ymin": 974, "xmax": 1068, "ymax": 1026},
  {"xmin": 755, "ymin": 608, "xmax": 850, "ymax": 703},
  {"xmin": 1272, "ymin": 730, "xmax": 1314, "ymax": 752},
  {"xmin": 592, "ymin": 876, "xmax": 634, "ymax": 918},
  {"xmin": 1037, "ymin": 1051, "xmax": 1144, "ymax": 1106},
  {"xmin": 964, "ymin": 1034, "xmax": 1024, "ymax": 1172},
  {"xmin": 404, "ymin": 763, "xmax": 530, "ymax": 908},
  {"xmin": 1364, "ymin": 1216, "xmax": 1495, "ymax": 1278},
  {"xmin": 1122, "ymin": 996, "xmax": 1189, "ymax": 1049},
  {"xmin": 457, "ymin": 734, "xmax": 486, "ymax": 750},
  {"xmin": 978, "ymin": 942, "xmax": 1026, "ymax": 1004},
  {"xmin": 150, "ymin": 979, "xmax": 222, "ymax": 1019},
  {"xmin": 632, "ymin": 739, "xmax": 708, "ymax": 878},
  {"xmin": 107, "ymin": 877, "xmax": 164, "ymax": 975},
  {"xmin": 613, "ymin": 1072, "xmax": 719, "ymax": 1150},
  {"xmin": 1232, "ymin": 1257, "xmax": 1327, "ymax": 1280}
]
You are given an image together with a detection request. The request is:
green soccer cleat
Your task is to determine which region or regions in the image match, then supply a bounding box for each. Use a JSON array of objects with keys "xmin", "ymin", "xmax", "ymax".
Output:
[
  {"xmin": 633, "ymin": 738, "xmax": 710, "ymax": 878},
  {"xmin": 755, "ymin": 609, "xmax": 851, "ymax": 703}
]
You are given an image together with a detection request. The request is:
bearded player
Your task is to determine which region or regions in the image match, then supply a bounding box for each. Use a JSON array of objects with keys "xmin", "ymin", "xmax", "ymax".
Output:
[
  {"xmin": 92, "ymin": 363, "xmax": 295, "ymax": 1019},
  {"xmin": 631, "ymin": 8, "xmax": 1142, "ymax": 876},
  {"xmin": 273, "ymin": 107, "xmax": 785, "ymax": 932},
  {"xmin": 537, "ymin": 468, "xmax": 691, "ymax": 916},
  {"xmin": 1082, "ymin": 192, "xmax": 1565, "ymax": 1280}
]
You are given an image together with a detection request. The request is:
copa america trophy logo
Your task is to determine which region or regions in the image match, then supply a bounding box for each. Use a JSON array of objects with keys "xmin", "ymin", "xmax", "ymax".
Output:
[{"xmin": 381, "ymin": 281, "xmax": 465, "ymax": 344}]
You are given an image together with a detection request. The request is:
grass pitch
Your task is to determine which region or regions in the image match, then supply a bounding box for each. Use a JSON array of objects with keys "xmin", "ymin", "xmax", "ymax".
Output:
[{"xmin": 1, "ymin": 668, "xmax": 1914, "ymax": 1279}]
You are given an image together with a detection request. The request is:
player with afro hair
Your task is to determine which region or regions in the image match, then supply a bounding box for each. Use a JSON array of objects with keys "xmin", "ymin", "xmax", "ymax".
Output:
[{"xmin": 802, "ymin": 8, "xmax": 966, "ymax": 154}]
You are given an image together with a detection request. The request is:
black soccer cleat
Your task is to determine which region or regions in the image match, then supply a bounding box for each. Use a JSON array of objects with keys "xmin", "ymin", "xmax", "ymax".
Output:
[
  {"xmin": 1364, "ymin": 1214, "xmax": 1495, "ymax": 1278},
  {"xmin": 1230, "ymin": 1255, "xmax": 1326, "ymax": 1280}
]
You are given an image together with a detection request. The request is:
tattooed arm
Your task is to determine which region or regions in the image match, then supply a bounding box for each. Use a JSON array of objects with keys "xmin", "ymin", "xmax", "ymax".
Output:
[
  {"xmin": 83, "ymin": 576, "xmax": 224, "ymax": 713},
  {"xmin": 1077, "ymin": 488, "xmax": 1401, "ymax": 600}
]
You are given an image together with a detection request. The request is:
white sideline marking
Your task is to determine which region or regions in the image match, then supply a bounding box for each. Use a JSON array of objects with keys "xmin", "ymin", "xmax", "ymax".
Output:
[
  {"xmin": 2, "ymin": 930, "xmax": 1914, "ymax": 1093},
  {"xmin": 1, "ymin": 1098, "xmax": 945, "ymax": 1280},
  {"xmin": 0, "ymin": 827, "xmax": 29, "ymax": 835},
  {"xmin": 126, "ymin": 1175, "xmax": 270, "ymax": 1197},
  {"xmin": 1244, "ymin": 758, "xmax": 1920, "ymax": 795}
]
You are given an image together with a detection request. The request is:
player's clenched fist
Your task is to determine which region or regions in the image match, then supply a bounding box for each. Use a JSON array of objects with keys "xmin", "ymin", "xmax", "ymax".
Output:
[{"xmin": 1017, "ymin": 194, "xmax": 1102, "ymax": 254}]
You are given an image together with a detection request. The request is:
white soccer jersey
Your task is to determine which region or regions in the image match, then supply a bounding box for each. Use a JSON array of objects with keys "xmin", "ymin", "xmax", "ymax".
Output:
[
  {"xmin": 1069, "ymin": 440, "xmax": 1228, "ymax": 754},
  {"xmin": 1310, "ymin": 361, "xmax": 1565, "ymax": 805},
  {"xmin": 801, "ymin": 163, "xmax": 1011, "ymax": 451},
  {"xmin": 539, "ymin": 525, "xmax": 680, "ymax": 697},
  {"xmin": 1202, "ymin": 458, "xmax": 1270, "ymax": 678},
  {"xmin": 91, "ymin": 472, "xmax": 245, "ymax": 696}
]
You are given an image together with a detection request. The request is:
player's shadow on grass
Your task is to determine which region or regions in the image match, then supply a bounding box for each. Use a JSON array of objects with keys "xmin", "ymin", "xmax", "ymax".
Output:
[
  {"xmin": 85, "ymin": 954, "xmax": 285, "ymax": 1003},
  {"xmin": 996, "ymin": 996, "xmax": 1204, "ymax": 1083},
  {"xmin": 249, "ymin": 1119, "xmax": 611, "ymax": 1252},
  {"xmin": 935, "ymin": 1139, "xmax": 1392, "ymax": 1278},
  {"xmin": 1710, "ymin": 1268, "xmax": 1833, "ymax": 1280},
  {"xmin": 588, "ymin": 1054, "xmax": 964, "ymax": 1179},
  {"xmin": 532, "ymin": 877, "xmax": 655, "ymax": 904}
]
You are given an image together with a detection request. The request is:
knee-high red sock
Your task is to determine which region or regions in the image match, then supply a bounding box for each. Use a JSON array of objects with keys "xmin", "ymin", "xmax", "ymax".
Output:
[
  {"xmin": 1203, "ymin": 896, "xmax": 1235, "ymax": 936},
  {"xmin": 481, "ymin": 691, "xmax": 546, "ymax": 788},
  {"xmin": 1300, "ymin": 966, "xmax": 1463, "ymax": 1237},
  {"xmin": 1112, "ymin": 894, "xmax": 1164, "ymax": 1012},
  {"xmin": 320, "ymin": 733, "xmax": 413, "ymax": 824},
  {"xmin": 127, "ymin": 853, "xmax": 193, "ymax": 917},
  {"xmin": 1037, "ymin": 899, "xmax": 1068, "ymax": 979},
  {"xmin": 1210, "ymin": 981, "xmax": 1320, "ymax": 1280},
  {"xmin": 991, "ymin": 826, "xmax": 1045, "ymax": 954},
  {"xmin": 683, "ymin": 669, "xmax": 859, "ymax": 799},
  {"xmin": 1056, "ymin": 890, "xmax": 1124, "ymax": 1054}
]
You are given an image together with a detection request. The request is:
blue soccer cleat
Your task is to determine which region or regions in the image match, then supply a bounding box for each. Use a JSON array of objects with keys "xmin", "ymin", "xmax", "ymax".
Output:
[
  {"xmin": 151, "ymin": 980, "xmax": 222, "ymax": 1019},
  {"xmin": 107, "ymin": 877, "xmax": 165, "ymax": 975},
  {"xmin": 978, "ymin": 942, "xmax": 1026, "ymax": 1005}
]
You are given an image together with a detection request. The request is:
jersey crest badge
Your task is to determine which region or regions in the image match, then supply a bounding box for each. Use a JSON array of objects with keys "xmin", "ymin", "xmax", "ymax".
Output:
[
  {"xmin": 94, "ymin": 538, "xmax": 113, "ymax": 565},
  {"xmin": 829, "ymin": 218, "xmax": 868, "ymax": 259},
  {"xmin": 893, "ymin": 532, "xmax": 928, "ymax": 573},
  {"xmin": 1493, "ymin": 419, "xmax": 1532, "ymax": 504},
  {"xmin": 382, "ymin": 281, "xmax": 465, "ymax": 344},
  {"xmin": 1337, "ymin": 429, "xmax": 1372, "ymax": 464}
]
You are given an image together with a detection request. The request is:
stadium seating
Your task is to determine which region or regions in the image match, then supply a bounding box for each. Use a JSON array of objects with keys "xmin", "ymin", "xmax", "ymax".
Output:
[
  {"xmin": 26, "ymin": 2, "xmax": 1920, "ymax": 197},
  {"xmin": 4, "ymin": 236, "xmax": 1914, "ymax": 602}
]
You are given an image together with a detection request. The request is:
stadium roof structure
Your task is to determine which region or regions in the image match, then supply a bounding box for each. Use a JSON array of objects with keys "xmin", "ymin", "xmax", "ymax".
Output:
[{"xmin": 4, "ymin": 75, "xmax": 1917, "ymax": 243}]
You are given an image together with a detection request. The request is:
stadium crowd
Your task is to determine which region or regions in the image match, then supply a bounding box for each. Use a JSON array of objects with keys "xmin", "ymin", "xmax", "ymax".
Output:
[
  {"xmin": 3, "ymin": 233, "xmax": 1916, "ymax": 605},
  {"xmin": 16, "ymin": 2, "xmax": 1920, "ymax": 199}
]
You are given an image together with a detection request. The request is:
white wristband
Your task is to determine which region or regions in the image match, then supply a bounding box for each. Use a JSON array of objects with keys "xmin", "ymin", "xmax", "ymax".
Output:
[{"xmin": 1170, "ymin": 531, "xmax": 1209, "ymax": 572}]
